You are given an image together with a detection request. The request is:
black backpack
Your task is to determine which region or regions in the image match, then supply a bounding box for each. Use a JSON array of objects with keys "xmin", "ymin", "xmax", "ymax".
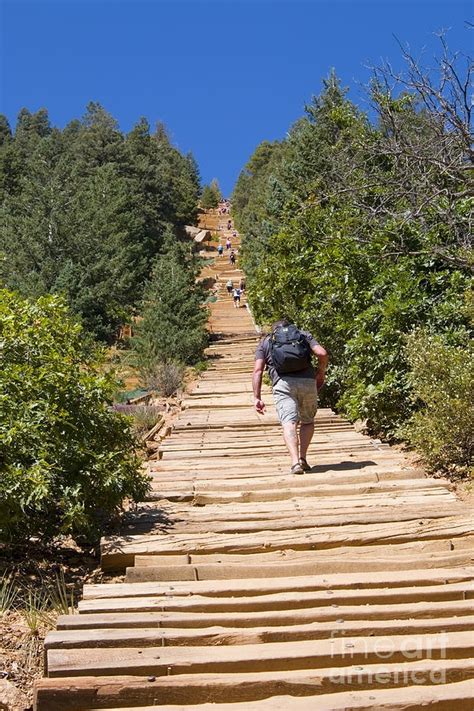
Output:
[{"xmin": 270, "ymin": 324, "xmax": 311, "ymax": 374}]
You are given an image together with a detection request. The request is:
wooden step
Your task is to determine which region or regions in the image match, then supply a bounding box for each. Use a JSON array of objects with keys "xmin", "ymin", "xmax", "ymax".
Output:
[
  {"xmin": 78, "ymin": 581, "xmax": 474, "ymax": 615},
  {"xmin": 100, "ymin": 517, "xmax": 474, "ymax": 570},
  {"xmin": 58, "ymin": 599, "xmax": 474, "ymax": 631},
  {"xmin": 34, "ymin": 669, "xmax": 474, "ymax": 710},
  {"xmin": 45, "ymin": 615, "xmax": 474, "ymax": 652},
  {"xmin": 85, "ymin": 567, "xmax": 474, "ymax": 599},
  {"xmin": 46, "ymin": 631, "xmax": 474, "ymax": 677},
  {"xmin": 122, "ymin": 505, "xmax": 467, "ymax": 537}
]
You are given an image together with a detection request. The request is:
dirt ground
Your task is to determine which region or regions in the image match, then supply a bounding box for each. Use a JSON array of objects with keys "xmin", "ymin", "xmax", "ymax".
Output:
[{"xmin": 0, "ymin": 542, "xmax": 114, "ymax": 710}]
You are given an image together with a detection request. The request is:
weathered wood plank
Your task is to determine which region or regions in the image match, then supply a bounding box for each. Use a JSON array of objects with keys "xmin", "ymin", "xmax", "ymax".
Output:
[
  {"xmin": 100, "ymin": 516, "xmax": 474, "ymax": 570},
  {"xmin": 57, "ymin": 599, "xmax": 474, "ymax": 631},
  {"xmin": 77, "ymin": 679, "xmax": 474, "ymax": 711},
  {"xmin": 33, "ymin": 669, "xmax": 474, "ymax": 710},
  {"xmin": 78, "ymin": 581, "xmax": 474, "ymax": 615},
  {"xmin": 122, "ymin": 506, "xmax": 466, "ymax": 537},
  {"xmin": 46, "ymin": 631, "xmax": 474, "ymax": 677},
  {"xmin": 126, "ymin": 553, "xmax": 474, "ymax": 581},
  {"xmin": 45, "ymin": 615, "xmax": 474, "ymax": 651},
  {"xmin": 84, "ymin": 567, "xmax": 474, "ymax": 600}
]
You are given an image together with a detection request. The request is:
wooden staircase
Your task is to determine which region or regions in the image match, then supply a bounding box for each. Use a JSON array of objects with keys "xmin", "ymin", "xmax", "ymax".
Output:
[{"xmin": 34, "ymin": 212, "xmax": 474, "ymax": 710}]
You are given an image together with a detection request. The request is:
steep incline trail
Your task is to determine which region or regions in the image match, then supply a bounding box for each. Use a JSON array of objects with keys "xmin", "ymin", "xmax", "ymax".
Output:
[{"xmin": 35, "ymin": 211, "xmax": 474, "ymax": 710}]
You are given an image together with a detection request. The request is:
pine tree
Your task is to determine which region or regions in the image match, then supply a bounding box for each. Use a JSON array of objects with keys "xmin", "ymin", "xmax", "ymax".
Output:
[
  {"xmin": 200, "ymin": 179, "xmax": 221, "ymax": 209},
  {"xmin": 1, "ymin": 104, "xmax": 202, "ymax": 341},
  {"xmin": 132, "ymin": 231, "xmax": 208, "ymax": 378},
  {"xmin": 0, "ymin": 115, "xmax": 12, "ymax": 145}
]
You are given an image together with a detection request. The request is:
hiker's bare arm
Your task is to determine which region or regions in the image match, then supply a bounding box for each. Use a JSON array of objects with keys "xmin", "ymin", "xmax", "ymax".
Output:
[
  {"xmin": 253, "ymin": 358, "xmax": 266, "ymax": 414},
  {"xmin": 311, "ymin": 344, "xmax": 328, "ymax": 389}
]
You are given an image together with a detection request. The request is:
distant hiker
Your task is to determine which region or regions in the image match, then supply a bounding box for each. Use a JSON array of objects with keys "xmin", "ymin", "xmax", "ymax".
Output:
[
  {"xmin": 227, "ymin": 220, "xmax": 232, "ymax": 230},
  {"xmin": 233, "ymin": 287, "xmax": 241, "ymax": 308},
  {"xmin": 217, "ymin": 243, "xmax": 224, "ymax": 256},
  {"xmin": 226, "ymin": 238, "xmax": 231, "ymax": 250},
  {"xmin": 232, "ymin": 230, "xmax": 237, "ymax": 238},
  {"xmin": 239, "ymin": 277, "xmax": 246, "ymax": 292},
  {"xmin": 226, "ymin": 279, "xmax": 233, "ymax": 295},
  {"xmin": 229, "ymin": 250, "xmax": 236, "ymax": 266},
  {"xmin": 252, "ymin": 319, "xmax": 328, "ymax": 475}
]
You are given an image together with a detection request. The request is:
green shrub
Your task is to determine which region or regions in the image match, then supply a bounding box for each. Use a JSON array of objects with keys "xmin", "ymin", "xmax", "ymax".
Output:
[
  {"xmin": 153, "ymin": 362, "xmax": 184, "ymax": 397},
  {"xmin": 131, "ymin": 355, "xmax": 185, "ymax": 397},
  {"xmin": 193, "ymin": 359, "xmax": 209, "ymax": 375},
  {"xmin": 113, "ymin": 404, "xmax": 163, "ymax": 438},
  {"xmin": 401, "ymin": 331, "xmax": 473, "ymax": 478},
  {"xmin": 0, "ymin": 289, "xmax": 150, "ymax": 543}
]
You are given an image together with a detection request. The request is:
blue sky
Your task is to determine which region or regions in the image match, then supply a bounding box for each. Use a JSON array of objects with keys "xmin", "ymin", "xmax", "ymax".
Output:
[{"xmin": 1, "ymin": 0, "xmax": 472, "ymax": 195}]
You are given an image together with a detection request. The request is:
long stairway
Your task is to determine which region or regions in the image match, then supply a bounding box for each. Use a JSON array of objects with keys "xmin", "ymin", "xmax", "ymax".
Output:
[{"xmin": 35, "ymin": 212, "xmax": 474, "ymax": 709}]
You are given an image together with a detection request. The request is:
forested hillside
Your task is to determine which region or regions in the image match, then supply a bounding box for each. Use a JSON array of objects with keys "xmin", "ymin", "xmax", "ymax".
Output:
[
  {"xmin": 0, "ymin": 103, "xmax": 200, "ymax": 341},
  {"xmin": 233, "ymin": 43, "xmax": 473, "ymax": 475}
]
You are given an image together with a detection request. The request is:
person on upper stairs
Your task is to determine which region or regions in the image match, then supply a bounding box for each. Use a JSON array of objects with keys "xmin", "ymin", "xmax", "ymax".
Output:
[
  {"xmin": 232, "ymin": 287, "xmax": 242, "ymax": 308},
  {"xmin": 252, "ymin": 319, "xmax": 328, "ymax": 475}
]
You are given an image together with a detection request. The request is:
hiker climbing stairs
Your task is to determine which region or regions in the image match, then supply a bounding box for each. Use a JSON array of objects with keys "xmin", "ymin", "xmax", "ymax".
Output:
[{"xmin": 34, "ymin": 210, "xmax": 474, "ymax": 710}]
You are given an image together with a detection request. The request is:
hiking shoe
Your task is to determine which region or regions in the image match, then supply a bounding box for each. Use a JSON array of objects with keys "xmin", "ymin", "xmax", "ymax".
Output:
[
  {"xmin": 299, "ymin": 457, "xmax": 311, "ymax": 472},
  {"xmin": 290, "ymin": 462, "xmax": 304, "ymax": 475}
]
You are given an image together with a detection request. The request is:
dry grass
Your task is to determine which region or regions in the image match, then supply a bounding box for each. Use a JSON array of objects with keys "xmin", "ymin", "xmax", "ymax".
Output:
[{"xmin": 0, "ymin": 543, "xmax": 106, "ymax": 709}]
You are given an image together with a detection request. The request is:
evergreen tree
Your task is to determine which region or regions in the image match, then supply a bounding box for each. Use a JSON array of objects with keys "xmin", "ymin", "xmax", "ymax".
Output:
[
  {"xmin": 0, "ymin": 115, "xmax": 12, "ymax": 145},
  {"xmin": 1, "ymin": 103, "xmax": 202, "ymax": 341},
  {"xmin": 132, "ymin": 231, "xmax": 208, "ymax": 377},
  {"xmin": 200, "ymin": 179, "xmax": 222, "ymax": 209},
  {"xmin": 210, "ymin": 178, "xmax": 222, "ymax": 201}
]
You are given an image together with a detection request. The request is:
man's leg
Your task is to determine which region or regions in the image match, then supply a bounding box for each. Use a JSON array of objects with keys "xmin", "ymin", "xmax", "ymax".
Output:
[
  {"xmin": 273, "ymin": 380, "xmax": 301, "ymax": 469},
  {"xmin": 299, "ymin": 421, "xmax": 314, "ymax": 460},
  {"xmin": 297, "ymin": 379, "xmax": 318, "ymax": 466},
  {"xmin": 282, "ymin": 421, "xmax": 300, "ymax": 466}
]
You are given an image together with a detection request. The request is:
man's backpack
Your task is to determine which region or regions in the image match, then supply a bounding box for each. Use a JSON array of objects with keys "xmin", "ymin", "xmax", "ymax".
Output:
[{"xmin": 270, "ymin": 324, "xmax": 311, "ymax": 374}]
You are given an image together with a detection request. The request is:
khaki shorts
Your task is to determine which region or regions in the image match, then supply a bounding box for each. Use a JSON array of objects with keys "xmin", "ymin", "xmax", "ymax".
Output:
[{"xmin": 272, "ymin": 377, "xmax": 318, "ymax": 425}]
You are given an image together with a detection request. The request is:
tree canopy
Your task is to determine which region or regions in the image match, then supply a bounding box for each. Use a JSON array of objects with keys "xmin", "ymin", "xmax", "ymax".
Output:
[{"xmin": 0, "ymin": 104, "xmax": 201, "ymax": 341}]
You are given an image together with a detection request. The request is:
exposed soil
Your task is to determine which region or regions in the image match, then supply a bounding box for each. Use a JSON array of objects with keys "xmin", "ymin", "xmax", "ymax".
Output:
[{"xmin": 0, "ymin": 541, "xmax": 116, "ymax": 710}]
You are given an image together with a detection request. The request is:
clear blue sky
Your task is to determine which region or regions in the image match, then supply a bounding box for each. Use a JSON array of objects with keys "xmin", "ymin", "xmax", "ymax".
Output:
[{"xmin": 1, "ymin": 0, "xmax": 472, "ymax": 195}]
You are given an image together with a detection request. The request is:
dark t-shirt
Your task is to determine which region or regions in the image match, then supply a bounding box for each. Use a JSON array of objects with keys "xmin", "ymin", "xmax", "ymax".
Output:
[{"xmin": 255, "ymin": 330, "xmax": 319, "ymax": 386}]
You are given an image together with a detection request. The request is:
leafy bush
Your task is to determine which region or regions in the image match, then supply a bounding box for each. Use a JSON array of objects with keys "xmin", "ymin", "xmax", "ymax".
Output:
[
  {"xmin": 401, "ymin": 331, "xmax": 473, "ymax": 478},
  {"xmin": 0, "ymin": 289, "xmax": 150, "ymax": 543},
  {"xmin": 193, "ymin": 359, "xmax": 209, "ymax": 375}
]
